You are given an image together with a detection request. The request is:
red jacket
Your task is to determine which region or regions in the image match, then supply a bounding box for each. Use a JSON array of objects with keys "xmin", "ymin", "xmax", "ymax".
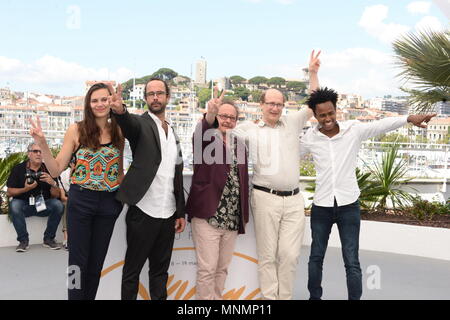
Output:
[{"xmin": 185, "ymin": 115, "xmax": 249, "ymax": 234}]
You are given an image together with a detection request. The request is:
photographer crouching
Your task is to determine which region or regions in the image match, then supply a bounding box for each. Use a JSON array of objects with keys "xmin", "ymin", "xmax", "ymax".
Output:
[{"xmin": 6, "ymin": 143, "xmax": 64, "ymax": 252}]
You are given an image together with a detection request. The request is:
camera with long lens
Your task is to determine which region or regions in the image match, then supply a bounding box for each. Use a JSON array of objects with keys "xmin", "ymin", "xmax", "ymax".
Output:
[{"xmin": 26, "ymin": 171, "xmax": 42, "ymax": 185}]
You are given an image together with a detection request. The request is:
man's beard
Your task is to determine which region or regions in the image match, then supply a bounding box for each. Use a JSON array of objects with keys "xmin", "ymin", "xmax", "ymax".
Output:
[{"xmin": 148, "ymin": 102, "xmax": 166, "ymax": 115}]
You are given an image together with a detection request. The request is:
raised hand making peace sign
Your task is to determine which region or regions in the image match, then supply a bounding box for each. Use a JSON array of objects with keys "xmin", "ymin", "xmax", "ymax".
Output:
[
  {"xmin": 29, "ymin": 116, "xmax": 46, "ymax": 146},
  {"xmin": 107, "ymin": 83, "xmax": 125, "ymax": 114},
  {"xmin": 309, "ymin": 50, "xmax": 321, "ymax": 74},
  {"xmin": 308, "ymin": 50, "xmax": 322, "ymax": 93},
  {"xmin": 205, "ymin": 87, "xmax": 226, "ymax": 125}
]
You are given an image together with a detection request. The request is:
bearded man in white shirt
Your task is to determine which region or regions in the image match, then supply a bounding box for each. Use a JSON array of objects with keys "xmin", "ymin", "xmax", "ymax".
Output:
[
  {"xmin": 110, "ymin": 78, "xmax": 186, "ymax": 300},
  {"xmin": 300, "ymin": 87, "xmax": 436, "ymax": 300}
]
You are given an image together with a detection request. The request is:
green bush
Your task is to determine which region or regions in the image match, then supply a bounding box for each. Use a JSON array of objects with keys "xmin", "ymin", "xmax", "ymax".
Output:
[
  {"xmin": 402, "ymin": 197, "xmax": 450, "ymax": 221},
  {"xmin": 0, "ymin": 152, "xmax": 27, "ymax": 215},
  {"xmin": 300, "ymin": 160, "xmax": 316, "ymax": 177}
]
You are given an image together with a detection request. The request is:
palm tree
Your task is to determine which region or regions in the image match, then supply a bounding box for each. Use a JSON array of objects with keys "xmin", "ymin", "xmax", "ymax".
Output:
[
  {"xmin": 393, "ymin": 29, "xmax": 450, "ymax": 113},
  {"xmin": 305, "ymin": 168, "xmax": 383, "ymax": 210},
  {"xmin": 0, "ymin": 152, "xmax": 27, "ymax": 215},
  {"xmin": 367, "ymin": 145, "xmax": 416, "ymax": 212},
  {"xmin": 305, "ymin": 145, "xmax": 415, "ymax": 212}
]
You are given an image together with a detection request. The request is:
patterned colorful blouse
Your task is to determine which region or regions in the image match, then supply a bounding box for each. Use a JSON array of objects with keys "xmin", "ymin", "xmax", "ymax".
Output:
[{"xmin": 71, "ymin": 143, "xmax": 121, "ymax": 192}]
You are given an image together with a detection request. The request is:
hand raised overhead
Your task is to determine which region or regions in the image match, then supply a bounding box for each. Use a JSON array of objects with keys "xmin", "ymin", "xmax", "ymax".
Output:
[
  {"xmin": 107, "ymin": 83, "xmax": 125, "ymax": 114},
  {"xmin": 29, "ymin": 116, "xmax": 46, "ymax": 145},
  {"xmin": 207, "ymin": 86, "xmax": 226, "ymax": 116},
  {"xmin": 309, "ymin": 50, "xmax": 321, "ymax": 74},
  {"xmin": 205, "ymin": 87, "xmax": 226, "ymax": 125}
]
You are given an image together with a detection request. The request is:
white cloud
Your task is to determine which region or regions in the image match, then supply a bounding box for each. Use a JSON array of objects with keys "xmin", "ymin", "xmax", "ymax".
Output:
[
  {"xmin": 407, "ymin": 1, "xmax": 431, "ymax": 14},
  {"xmin": 0, "ymin": 55, "xmax": 133, "ymax": 95},
  {"xmin": 319, "ymin": 48, "xmax": 403, "ymax": 98},
  {"xmin": 432, "ymin": 0, "xmax": 450, "ymax": 19},
  {"xmin": 0, "ymin": 55, "xmax": 133, "ymax": 91},
  {"xmin": 359, "ymin": 5, "xmax": 410, "ymax": 44},
  {"xmin": 415, "ymin": 15, "xmax": 445, "ymax": 31},
  {"xmin": 0, "ymin": 56, "xmax": 24, "ymax": 72},
  {"xmin": 258, "ymin": 48, "xmax": 404, "ymax": 98}
]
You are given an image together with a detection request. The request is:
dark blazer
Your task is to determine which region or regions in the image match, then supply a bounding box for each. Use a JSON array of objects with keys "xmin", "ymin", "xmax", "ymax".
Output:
[
  {"xmin": 185, "ymin": 115, "xmax": 249, "ymax": 234},
  {"xmin": 112, "ymin": 110, "xmax": 185, "ymax": 219}
]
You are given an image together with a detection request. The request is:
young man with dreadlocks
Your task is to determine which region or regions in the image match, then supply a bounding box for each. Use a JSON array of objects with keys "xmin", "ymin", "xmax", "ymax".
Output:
[{"xmin": 300, "ymin": 87, "xmax": 436, "ymax": 300}]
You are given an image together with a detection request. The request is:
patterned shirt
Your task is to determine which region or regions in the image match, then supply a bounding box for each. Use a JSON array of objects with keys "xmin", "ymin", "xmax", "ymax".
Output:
[
  {"xmin": 207, "ymin": 143, "xmax": 241, "ymax": 231},
  {"xmin": 71, "ymin": 143, "xmax": 120, "ymax": 192}
]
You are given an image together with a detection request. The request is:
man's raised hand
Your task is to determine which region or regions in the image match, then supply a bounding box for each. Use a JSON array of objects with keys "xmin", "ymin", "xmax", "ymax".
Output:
[
  {"xmin": 309, "ymin": 50, "xmax": 321, "ymax": 74},
  {"xmin": 205, "ymin": 87, "xmax": 226, "ymax": 124},
  {"xmin": 207, "ymin": 87, "xmax": 226, "ymax": 116}
]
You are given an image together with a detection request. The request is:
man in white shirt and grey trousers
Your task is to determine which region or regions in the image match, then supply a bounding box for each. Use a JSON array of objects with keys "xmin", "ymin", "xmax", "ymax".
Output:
[
  {"xmin": 232, "ymin": 51, "xmax": 321, "ymax": 300},
  {"xmin": 300, "ymin": 87, "xmax": 436, "ymax": 300}
]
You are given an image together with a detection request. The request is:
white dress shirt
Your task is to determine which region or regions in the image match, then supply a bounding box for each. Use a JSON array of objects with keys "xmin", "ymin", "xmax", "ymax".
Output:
[
  {"xmin": 300, "ymin": 116, "xmax": 408, "ymax": 207},
  {"xmin": 233, "ymin": 108, "xmax": 312, "ymax": 190},
  {"xmin": 136, "ymin": 112, "xmax": 178, "ymax": 218}
]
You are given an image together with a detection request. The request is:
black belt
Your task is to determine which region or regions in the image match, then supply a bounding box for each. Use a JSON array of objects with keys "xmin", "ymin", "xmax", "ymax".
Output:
[{"xmin": 253, "ymin": 185, "xmax": 299, "ymax": 197}]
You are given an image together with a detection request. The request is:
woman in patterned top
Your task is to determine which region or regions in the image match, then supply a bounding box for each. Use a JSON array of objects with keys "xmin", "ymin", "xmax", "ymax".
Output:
[
  {"xmin": 186, "ymin": 89, "xmax": 249, "ymax": 300},
  {"xmin": 30, "ymin": 82, "xmax": 125, "ymax": 300}
]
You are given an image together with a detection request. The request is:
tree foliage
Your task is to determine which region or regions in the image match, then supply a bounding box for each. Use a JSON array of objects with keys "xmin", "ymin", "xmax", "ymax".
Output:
[
  {"xmin": 233, "ymin": 87, "xmax": 250, "ymax": 101},
  {"xmin": 250, "ymin": 90, "xmax": 263, "ymax": 103},
  {"xmin": 197, "ymin": 87, "xmax": 212, "ymax": 108},
  {"xmin": 248, "ymin": 76, "xmax": 268, "ymax": 85},
  {"xmin": 393, "ymin": 30, "xmax": 450, "ymax": 113},
  {"xmin": 267, "ymin": 77, "xmax": 286, "ymax": 87},
  {"xmin": 151, "ymin": 68, "xmax": 178, "ymax": 81},
  {"xmin": 230, "ymin": 75, "xmax": 246, "ymax": 85},
  {"xmin": 286, "ymin": 81, "xmax": 307, "ymax": 92}
]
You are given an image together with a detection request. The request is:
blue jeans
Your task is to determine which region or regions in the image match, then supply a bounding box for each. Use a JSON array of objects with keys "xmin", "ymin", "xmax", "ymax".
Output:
[
  {"xmin": 9, "ymin": 198, "xmax": 64, "ymax": 242},
  {"xmin": 308, "ymin": 199, "xmax": 362, "ymax": 300}
]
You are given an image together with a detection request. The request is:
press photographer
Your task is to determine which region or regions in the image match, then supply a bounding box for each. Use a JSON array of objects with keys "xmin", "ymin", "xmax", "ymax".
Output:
[{"xmin": 6, "ymin": 143, "xmax": 64, "ymax": 252}]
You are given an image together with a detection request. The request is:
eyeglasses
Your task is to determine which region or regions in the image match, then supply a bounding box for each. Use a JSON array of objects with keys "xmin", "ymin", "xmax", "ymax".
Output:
[
  {"xmin": 146, "ymin": 91, "xmax": 166, "ymax": 98},
  {"xmin": 28, "ymin": 150, "xmax": 42, "ymax": 154},
  {"xmin": 265, "ymin": 102, "xmax": 284, "ymax": 108},
  {"xmin": 217, "ymin": 114, "xmax": 237, "ymax": 122}
]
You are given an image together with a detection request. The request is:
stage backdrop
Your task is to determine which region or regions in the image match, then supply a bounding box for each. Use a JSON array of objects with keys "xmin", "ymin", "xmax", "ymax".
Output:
[{"xmin": 96, "ymin": 204, "xmax": 261, "ymax": 300}]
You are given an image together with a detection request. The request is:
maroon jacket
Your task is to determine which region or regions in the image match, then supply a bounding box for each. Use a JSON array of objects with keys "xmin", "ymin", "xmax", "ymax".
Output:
[{"xmin": 185, "ymin": 115, "xmax": 249, "ymax": 234}]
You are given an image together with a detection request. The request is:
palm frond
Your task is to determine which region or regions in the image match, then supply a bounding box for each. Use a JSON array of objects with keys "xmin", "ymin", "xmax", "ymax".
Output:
[
  {"xmin": 0, "ymin": 152, "xmax": 27, "ymax": 189},
  {"xmin": 367, "ymin": 144, "xmax": 415, "ymax": 211},
  {"xmin": 393, "ymin": 29, "xmax": 450, "ymax": 113},
  {"xmin": 400, "ymin": 87, "xmax": 450, "ymax": 113}
]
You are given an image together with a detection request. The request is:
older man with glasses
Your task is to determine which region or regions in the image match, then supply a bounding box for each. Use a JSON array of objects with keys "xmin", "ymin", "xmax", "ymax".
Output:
[
  {"xmin": 6, "ymin": 143, "xmax": 64, "ymax": 252},
  {"xmin": 186, "ymin": 89, "xmax": 249, "ymax": 300},
  {"xmin": 227, "ymin": 51, "xmax": 321, "ymax": 299}
]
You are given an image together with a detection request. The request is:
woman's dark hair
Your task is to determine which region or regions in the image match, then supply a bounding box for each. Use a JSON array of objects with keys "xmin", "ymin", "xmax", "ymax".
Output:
[
  {"xmin": 78, "ymin": 83, "xmax": 123, "ymax": 150},
  {"xmin": 306, "ymin": 87, "xmax": 338, "ymax": 113}
]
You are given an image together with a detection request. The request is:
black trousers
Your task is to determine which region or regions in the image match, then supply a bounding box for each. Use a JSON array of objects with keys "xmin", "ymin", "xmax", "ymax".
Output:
[
  {"xmin": 121, "ymin": 205, "xmax": 176, "ymax": 300},
  {"xmin": 67, "ymin": 185, "xmax": 122, "ymax": 300}
]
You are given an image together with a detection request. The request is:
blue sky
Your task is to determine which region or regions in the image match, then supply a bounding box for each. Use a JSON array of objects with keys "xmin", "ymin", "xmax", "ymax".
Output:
[{"xmin": 0, "ymin": 0, "xmax": 448, "ymax": 98}]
